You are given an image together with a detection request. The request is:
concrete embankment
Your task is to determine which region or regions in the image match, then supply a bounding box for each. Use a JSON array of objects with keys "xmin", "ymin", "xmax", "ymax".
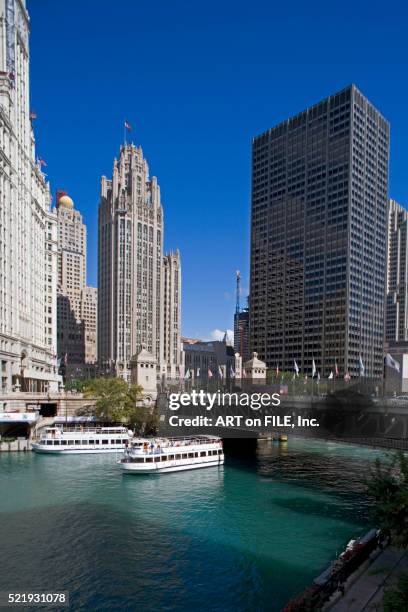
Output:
[{"xmin": 0, "ymin": 439, "xmax": 30, "ymax": 452}]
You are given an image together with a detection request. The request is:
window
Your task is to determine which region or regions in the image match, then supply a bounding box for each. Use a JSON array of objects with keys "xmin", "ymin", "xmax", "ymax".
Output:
[
  {"xmin": 154, "ymin": 456, "xmax": 160, "ymax": 462},
  {"xmin": 218, "ymin": 449, "xmax": 223, "ymax": 455},
  {"xmin": 102, "ymin": 440, "xmax": 109, "ymax": 444},
  {"xmin": 161, "ymin": 455, "xmax": 168, "ymax": 461},
  {"xmin": 168, "ymin": 454, "xmax": 175, "ymax": 460},
  {"xmin": 188, "ymin": 452, "xmax": 194, "ymax": 458},
  {"xmin": 131, "ymin": 457, "xmax": 144, "ymax": 463},
  {"xmin": 200, "ymin": 451, "xmax": 207, "ymax": 457},
  {"xmin": 61, "ymin": 441, "xmax": 67, "ymax": 446},
  {"xmin": 182, "ymin": 453, "xmax": 188, "ymax": 459},
  {"xmin": 146, "ymin": 457, "xmax": 153, "ymax": 463},
  {"xmin": 46, "ymin": 440, "xmax": 53, "ymax": 445}
]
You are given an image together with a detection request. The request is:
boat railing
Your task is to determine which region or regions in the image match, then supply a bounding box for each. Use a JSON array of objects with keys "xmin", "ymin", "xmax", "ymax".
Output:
[
  {"xmin": 40, "ymin": 427, "xmax": 129, "ymax": 438},
  {"xmin": 128, "ymin": 437, "xmax": 222, "ymax": 455}
]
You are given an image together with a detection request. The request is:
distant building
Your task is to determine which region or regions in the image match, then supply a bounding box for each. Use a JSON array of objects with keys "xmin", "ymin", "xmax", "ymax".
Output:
[
  {"xmin": 56, "ymin": 194, "xmax": 97, "ymax": 377},
  {"xmin": 183, "ymin": 335, "xmax": 235, "ymax": 381},
  {"xmin": 0, "ymin": 0, "xmax": 61, "ymax": 404},
  {"xmin": 163, "ymin": 251, "xmax": 182, "ymax": 379},
  {"xmin": 386, "ymin": 199, "xmax": 408, "ymax": 342},
  {"xmin": 250, "ymin": 85, "xmax": 389, "ymax": 378},
  {"xmin": 234, "ymin": 306, "xmax": 250, "ymax": 362},
  {"xmin": 98, "ymin": 143, "xmax": 181, "ymax": 381}
]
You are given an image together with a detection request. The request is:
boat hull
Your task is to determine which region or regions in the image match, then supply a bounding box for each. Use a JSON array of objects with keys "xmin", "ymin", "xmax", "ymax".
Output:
[
  {"xmin": 120, "ymin": 456, "xmax": 224, "ymax": 474},
  {"xmin": 31, "ymin": 444, "xmax": 126, "ymax": 455}
]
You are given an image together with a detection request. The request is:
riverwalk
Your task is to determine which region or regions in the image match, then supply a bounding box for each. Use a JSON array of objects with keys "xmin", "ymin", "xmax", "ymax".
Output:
[{"xmin": 328, "ymin": 546, "xmax": 408, "ymax": 611}]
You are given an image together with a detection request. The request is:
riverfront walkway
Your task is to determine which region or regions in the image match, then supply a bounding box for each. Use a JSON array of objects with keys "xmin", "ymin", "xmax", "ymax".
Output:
[{"xmin": 328, "ymin": 546, "xmax": 408, "ymax": 611}]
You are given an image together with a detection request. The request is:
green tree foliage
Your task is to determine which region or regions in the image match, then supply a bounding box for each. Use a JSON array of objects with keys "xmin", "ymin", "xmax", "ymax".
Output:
[
  {"xmin": 366, "ymin": 451, "xmax": 408, "ymax": 547},
  {"xmin": 82, "ymin": 378, "xmax": 158, "ymax": 435},
  {"xmin": 383, "ymin": 573, "xmax": 408, "ymax": 612},
  {"xmin": 65, "ymin": 378, "xmax": 85, "ymax": 392}
]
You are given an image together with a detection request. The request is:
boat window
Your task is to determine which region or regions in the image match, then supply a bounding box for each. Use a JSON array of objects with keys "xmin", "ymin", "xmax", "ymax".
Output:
[
  {"xmin": 102, "ymin": 440, "xmax": 109, "ymax": 444},
  {"xmin": 145, "ymin": 457, "xmax": 153, "ymax": 463},
  {"xmin": 182, "ymin": 453, "xmax": 188, "ymax": 459},
  {"xmin": 200, "ymin": 451, "xmax": 207, "ymax": 457},
  {"xmin": 61, "ymin": 441, "xmax": 67, "ymax": 445},
  {"xmin": 74, "ymin": 440, "xmax": 81, "ymax": 445},
  {"xmin": 46, "ymin": 440, "xmax": 53, "ymax": 445},
  {"xmin": 154, "ymin": 456, "xmax": 160, "ymax": 462},
  {"xmin": 161, "ymin": 455, "xmax": 167, "ymax": 461},
  {"xmin": 168, "ymin": 454, "xmax": 174, "ymax": 460},
  {"xmin": 131, "ymin": 457, "xmax": 145, "ymax": 463},
  {"xmin": 213, "ymin": 450, "xmax": 218, "ymax": 456},
  {"xmin": 194, "ymin": 452, "xmax": 198, "ymax": 457},
  {"xmin": 116, "ymin": 440, "xmax": 122, "ymax": 444},
  {"xmin": 218, "ymin": 449, "xmax": 223, "ymax": 455},
  {"xmin": 188, "ymin": 452, "xmax": 194, "ymax": 458},
  {"xmin": 81, "ymin": 440, "xmax": 88, "ymax": 444}
]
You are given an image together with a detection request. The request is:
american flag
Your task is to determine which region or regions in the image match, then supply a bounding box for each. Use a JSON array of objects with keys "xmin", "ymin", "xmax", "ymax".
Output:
[
  {"xmin": 124, "ymin": 120, "xmax": 132, "ymax": 131},
  {"xmin": 38, "ymin": 158, "xmax": 47, "ymax": 167}
]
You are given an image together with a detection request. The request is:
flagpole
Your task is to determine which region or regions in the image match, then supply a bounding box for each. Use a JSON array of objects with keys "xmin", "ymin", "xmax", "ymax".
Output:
[{"xmin": 124, "ymin": 122, "xmax": 126, "ymax": 146}]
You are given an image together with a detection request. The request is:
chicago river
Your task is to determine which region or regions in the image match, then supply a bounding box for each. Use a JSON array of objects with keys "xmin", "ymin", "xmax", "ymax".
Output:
[{"xmin": 0, "ymin": 439, "xmax": 383, "ymax": 611}]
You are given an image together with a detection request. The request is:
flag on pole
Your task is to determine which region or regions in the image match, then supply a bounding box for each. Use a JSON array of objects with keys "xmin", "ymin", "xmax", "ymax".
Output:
[
  {"xmin": 276, "ymin": 364, "xmax": 279, "ymax": 376},
  {"xmin": 208, "ymin": 368, "xmax": 213, "ymax": 378},
  {"xmin": 230, "ymin": 366, "xmax": 235, "ymax": 378},
  {"xmin": 184, "ymin": 368, "xmax": 190, "ymax": 380},
  {"xmin": 242, "ymin": 368, "xmax": 247, "ymax": 378},
  {"xmin": 312, "ymin": 358, "xmax": 316, "ymax": 378},
  {"xmin": 317, "ymin": 371, "xmax": 320, "ymax": 382},
  {"xmin": 344, "ymin": 372, "xmax": 351, "ymax": 382},
  {"xmin": 328, "ymin": 371, "xmax": 334, "ymax": 380},
  {"xmin": 294, "ymin": 359, "xmax": 299, "ymax": 376},
  {"xmin": 358, "ymin": 355, "xmax": 365, "ymax": 376},
  {"xmin": 38, "ymin": 158, "xmax": 47, "ymax": 167},
  {"xmin": 196, "ymin": 367, "xmax": 200, "ymax": 377},
  {"xmin": 385, "ymin": 353, "xmax": 400, "ymax": 373},
  {"xmin": 218, "ymin": 366, "xmax": 223, "ymax": 378},
  {"xmin": 124, "ymin": 120, "xmax": 132, "ymax": 131},
  {"xmin": 335, "ymin": 361, "xmax": 339, "ymax": 377}
]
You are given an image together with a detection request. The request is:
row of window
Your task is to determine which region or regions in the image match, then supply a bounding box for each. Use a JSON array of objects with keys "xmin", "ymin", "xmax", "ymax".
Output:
[{"xmin": 129, "ymin": 449, "xmax": 223, "ymax": 463}]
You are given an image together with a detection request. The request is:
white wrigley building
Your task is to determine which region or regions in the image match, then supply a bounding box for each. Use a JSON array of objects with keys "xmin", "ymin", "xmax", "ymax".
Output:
[{"xmin": 0, "ymin": 0, "xmax": 61, "ymax": 407}]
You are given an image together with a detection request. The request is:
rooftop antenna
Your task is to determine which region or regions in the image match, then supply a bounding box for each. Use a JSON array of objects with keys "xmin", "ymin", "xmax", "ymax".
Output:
[{"xmin": 236, "ymin": 270, "xmax": 241, "ymax": 314}]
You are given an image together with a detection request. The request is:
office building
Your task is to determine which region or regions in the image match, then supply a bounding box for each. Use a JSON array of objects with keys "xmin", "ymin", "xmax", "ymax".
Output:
[
  {"xmin": 56, "ymin": 193, "xmax": 98, "ymax": 373},
  {"xmin": 0, "ymin": 0, "xmax": 60, "ymax": 402},
  {"xmin": 98, "ymin": 143, "xmax": 181, "ymax": 381},
  {"xmin": 250, "ymin": 85, "xmax": 389, "ymax": 378},
  {"xmin": 386, "ymin": 199, "xmax": 408, "ymax": 342}
]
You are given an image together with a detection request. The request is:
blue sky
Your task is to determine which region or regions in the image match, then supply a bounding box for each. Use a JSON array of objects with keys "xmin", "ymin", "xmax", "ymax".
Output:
[{"xmin": 29, "ymin": 0, "xmax": 408, "ymax": 340}]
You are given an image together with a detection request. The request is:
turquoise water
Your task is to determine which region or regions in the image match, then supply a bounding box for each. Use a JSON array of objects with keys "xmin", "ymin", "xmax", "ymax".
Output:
[{"xmin": 0, "ymin": 439, "xmax": 388, "ymax": 611}]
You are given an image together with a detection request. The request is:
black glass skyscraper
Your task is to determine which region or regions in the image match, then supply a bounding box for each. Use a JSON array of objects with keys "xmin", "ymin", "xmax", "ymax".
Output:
[{"xmin": 250, "ymin": 85, "xmax": 389, "ymax": 378}]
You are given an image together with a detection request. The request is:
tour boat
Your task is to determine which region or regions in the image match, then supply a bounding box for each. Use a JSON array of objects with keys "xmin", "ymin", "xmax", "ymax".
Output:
[
  {"xmin": 119, "ymin": 435, "xmax": 224, "ymax": 474},
  {"xmin": 31, "ymin": 426, "xmax": 133, "ymax": 454}
]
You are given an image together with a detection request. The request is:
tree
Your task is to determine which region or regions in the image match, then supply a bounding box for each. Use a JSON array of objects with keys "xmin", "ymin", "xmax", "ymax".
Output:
[
  {"xmin": 82, "ymin": 378, "xmax": 158, "ymax": 435},
  {"xmin": 366, "ymin": 451, "xmax": 408, "ymax": 547}
]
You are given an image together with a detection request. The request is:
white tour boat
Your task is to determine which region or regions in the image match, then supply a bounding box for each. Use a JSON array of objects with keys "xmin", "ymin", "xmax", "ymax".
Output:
[
  {"xmin": 31, "ymin": 426, "xmax": 133, "ymax": 454},
  {"xmin": 119, "ymin": 435, "xmax": 224, "ymax": 474}
]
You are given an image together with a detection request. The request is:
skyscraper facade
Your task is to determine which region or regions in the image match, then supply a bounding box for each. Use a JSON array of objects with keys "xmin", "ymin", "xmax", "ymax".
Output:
[
  {"xmin": 386, "ymin": 199, "xmax": 408, "ymax": 342},
  {"xmin": 163, "ymin": 250, "xmax": 182, "ymax": 379},
  {"xmin": 250, "ymin": 85, "xmax": 389, "ymax": 378},
  {"xmin": 0, "ymin": 0, "xmax": 60, "ymax": 401},
  {"xmin": 98, "ymin": 143, "xmax": 181, "ymax": 381},
  {"xmin": 56, "ymin": 193, "xmax": 97, "ymax": 369},
  {"xmin": 234, "ymin": 307, "xmax": 250, "ymax": 363}
]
